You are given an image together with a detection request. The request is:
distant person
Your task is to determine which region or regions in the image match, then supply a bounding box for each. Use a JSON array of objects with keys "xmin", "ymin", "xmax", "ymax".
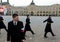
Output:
[
  {"xmin": 24, "ymin": 15, "xmax": 35, "ymax": 37},
  {"xmin": 0, "ymin": 13, "xmax": 7, "ymax": 34},
  {"xmin": 43, "ymin": 15, "xmax": 56, "ymax": 38},
  {"xmin": 7, "ymin": 14, "xmax": 25, "ymax": 42}
]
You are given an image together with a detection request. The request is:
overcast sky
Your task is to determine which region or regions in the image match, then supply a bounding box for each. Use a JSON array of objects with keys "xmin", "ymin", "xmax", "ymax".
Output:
[{"xmin": 2, "ymin": 0, "xmax": 60, "ymax": 6}]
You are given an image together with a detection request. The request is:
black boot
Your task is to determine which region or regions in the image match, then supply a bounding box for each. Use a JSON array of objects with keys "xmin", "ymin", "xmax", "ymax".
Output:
[{"xmin": 44, "ymin": 35, "xmax": 48, "ymax": 38}]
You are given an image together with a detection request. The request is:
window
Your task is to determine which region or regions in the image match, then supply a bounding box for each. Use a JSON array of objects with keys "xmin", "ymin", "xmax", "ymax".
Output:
[
  {"xmin": 43, "ymin": 11, "xmax": 45, "ymax": 13},
  {"xmin": 37, "ymin": 11, "xmax": 39, "ymax": 13},
  {"xmin": 40, "ymin": 11, "xmax": 42, "ymax": 13},
  {"xmin": 46, "ymin": 11, "xmax": 48, "ymax": 13}
]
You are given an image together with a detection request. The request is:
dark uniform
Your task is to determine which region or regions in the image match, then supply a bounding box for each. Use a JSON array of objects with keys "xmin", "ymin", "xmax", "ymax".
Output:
[
  {"xmin": 7, "ymin": 21, "xmax": 25, "ymax": 42},
  {"xmin": 43, "ymin": 16, "xmax": 55, "ymax": 38},
  {"xmin": 0, "ymin": 16, "xmax": 7, "ymax": 32},
  {"xmin": 24, "ymin": 18, "xmax": 35, "ymax": 35}
]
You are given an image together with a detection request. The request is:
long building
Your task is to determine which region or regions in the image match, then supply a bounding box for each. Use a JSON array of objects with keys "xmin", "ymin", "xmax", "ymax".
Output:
[{"xmin": 0, "ymin": 0, "xmax": 60, "ymax": 16}]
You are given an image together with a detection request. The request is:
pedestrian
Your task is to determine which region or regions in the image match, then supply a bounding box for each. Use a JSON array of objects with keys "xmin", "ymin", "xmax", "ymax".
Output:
[{"xmin": 7, "ymin": 14, "xmax": 25, "ymax": 42}]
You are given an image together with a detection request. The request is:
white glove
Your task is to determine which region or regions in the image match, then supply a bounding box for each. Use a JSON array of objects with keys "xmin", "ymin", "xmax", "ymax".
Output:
[{"xmin": 22, "ymin": 39, "xmax": 25, "ymax": 42}]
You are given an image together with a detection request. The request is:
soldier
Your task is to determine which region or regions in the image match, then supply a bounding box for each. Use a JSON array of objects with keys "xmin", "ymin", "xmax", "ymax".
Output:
[
  {"xmin": 24, "ymin": 15, "xmax": 35, "ymax": 37},
  {"xmin": 43, "ymin": 15, "xmax": 56, "ymax": 38},
  {"xmin": 0, "ymin": 13, "xmax": 7, "ymax": 34}
]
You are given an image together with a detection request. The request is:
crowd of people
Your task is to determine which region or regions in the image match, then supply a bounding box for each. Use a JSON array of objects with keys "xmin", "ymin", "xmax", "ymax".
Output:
[{"xmin": 0, "ymin": 13, "xmax": 56, "ymax": 42}]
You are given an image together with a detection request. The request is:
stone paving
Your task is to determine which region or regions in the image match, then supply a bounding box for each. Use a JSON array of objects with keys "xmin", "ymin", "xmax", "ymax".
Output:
[{"xmin": 0, "ymin": 16, "xmax": 60, "ymax": 42}]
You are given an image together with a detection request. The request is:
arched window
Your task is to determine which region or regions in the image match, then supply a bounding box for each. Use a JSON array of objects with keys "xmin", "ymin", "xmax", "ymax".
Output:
[
  {"xmin": 31, "ymin": 11, "xmax": 34, "ymax": 16},
  {"xmin": 43, "ymin": 11, "xmax": 45, "ymax": 13},
  {"xmin": 40, "ymin": 11, "xmax": 42, "ymax": 13}
]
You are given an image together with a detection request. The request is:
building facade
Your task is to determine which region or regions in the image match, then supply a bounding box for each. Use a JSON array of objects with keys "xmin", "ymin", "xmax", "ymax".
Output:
[{"xmin": 0, "ymin": 0, "xmax": 60, "ymax": 16}]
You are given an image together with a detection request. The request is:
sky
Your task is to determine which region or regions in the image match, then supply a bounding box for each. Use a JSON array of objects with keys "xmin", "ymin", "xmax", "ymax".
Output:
[{"xmin": 1, "ymin": 0, "xmax": 60, "ymax": 6}]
